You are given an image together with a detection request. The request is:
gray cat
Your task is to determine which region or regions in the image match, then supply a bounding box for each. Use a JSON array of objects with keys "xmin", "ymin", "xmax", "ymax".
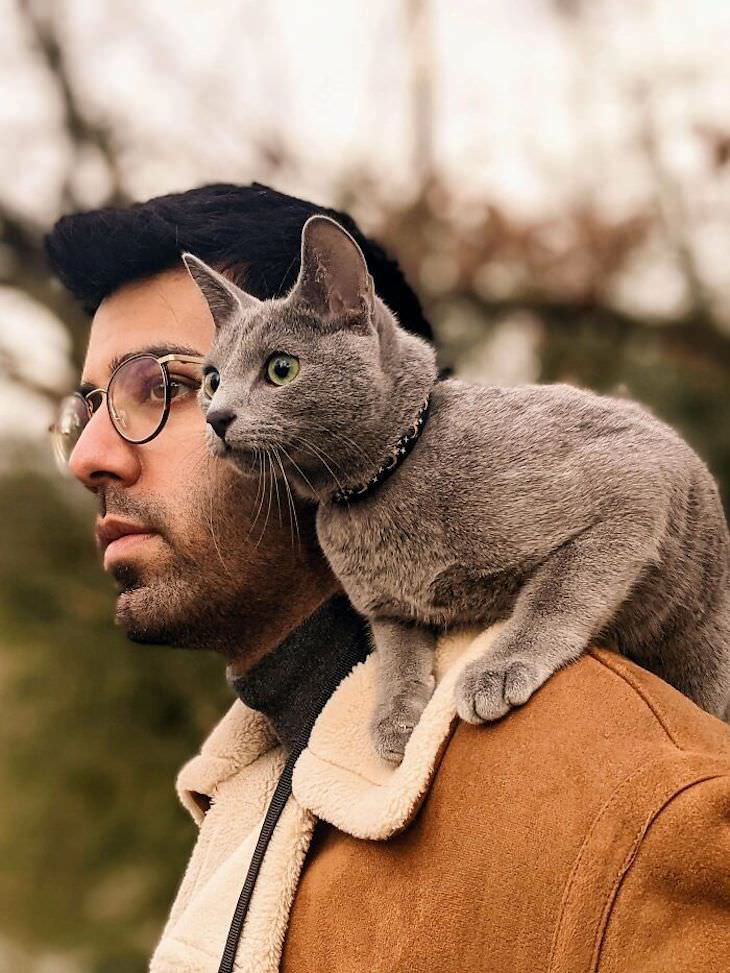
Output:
[{"xmin": 183, "ymin": 216, "xmax": 730, "ymax": 762}]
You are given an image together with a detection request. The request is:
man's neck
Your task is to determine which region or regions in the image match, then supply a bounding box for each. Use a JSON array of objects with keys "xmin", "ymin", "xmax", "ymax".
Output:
[{"xmin": 227, "ymin": 594, "xmax": 372, "ymax": 751}]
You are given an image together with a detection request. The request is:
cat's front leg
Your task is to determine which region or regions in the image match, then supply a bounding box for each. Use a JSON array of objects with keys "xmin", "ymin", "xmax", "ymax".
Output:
[
  {"xmin": 455, "ymin": 518, "xmax": 657, "ymax": 723},
  {"xmin": 369, "ymin": 618, "xmax": 436, "ymax": 763}
]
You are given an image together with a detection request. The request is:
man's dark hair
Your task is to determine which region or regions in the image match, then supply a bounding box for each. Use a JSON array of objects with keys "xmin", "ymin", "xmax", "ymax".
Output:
[{"xmin": 45, "ymin": 182, "xmax": 433, "ymax": 341}]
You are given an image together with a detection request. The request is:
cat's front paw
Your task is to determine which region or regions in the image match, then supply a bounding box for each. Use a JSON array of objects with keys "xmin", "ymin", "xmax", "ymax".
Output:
[
  {"xmin": 370, "ymin": 692, "xmax": 430, "ymax": 764},
  {"xmin": 455, "ymin": 656, "xmax": 550, "ymax": 723}
]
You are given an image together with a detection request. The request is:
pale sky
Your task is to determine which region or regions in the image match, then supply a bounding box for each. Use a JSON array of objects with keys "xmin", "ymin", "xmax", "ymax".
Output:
[{"xmin": 1, "ymin": 0, "xmax": 729, "ymax": 437}]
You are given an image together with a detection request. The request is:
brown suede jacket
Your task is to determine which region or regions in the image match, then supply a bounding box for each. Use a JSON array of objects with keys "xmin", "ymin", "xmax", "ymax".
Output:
[{"xmin": 151, "ymin": 625, "xmax": 730, "ymax": 973}]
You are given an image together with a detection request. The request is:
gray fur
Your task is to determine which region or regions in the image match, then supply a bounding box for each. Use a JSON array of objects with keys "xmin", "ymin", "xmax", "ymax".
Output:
[{"xmin": 184, "ymin": 216, "xmax": 730, "ymax": 763}]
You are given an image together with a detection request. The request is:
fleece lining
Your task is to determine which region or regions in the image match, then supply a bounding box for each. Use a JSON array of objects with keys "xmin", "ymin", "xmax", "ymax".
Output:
[
  {"xmin": 150, "ymin": 624, "xmax": 495, "ymax": 971},
  {"xmin": 150, "ymin": 620, "xmax": 730, "ymax": 972}
]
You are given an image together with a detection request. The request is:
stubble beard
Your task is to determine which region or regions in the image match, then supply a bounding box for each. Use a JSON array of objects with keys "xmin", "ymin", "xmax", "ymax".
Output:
[
  {"xmin": 113, "ymin": 549, "xmax": 231, "ymax": 651},
  {"xmin": 101, "ymin": 466, "xmax": 286, "ymax": 654}
]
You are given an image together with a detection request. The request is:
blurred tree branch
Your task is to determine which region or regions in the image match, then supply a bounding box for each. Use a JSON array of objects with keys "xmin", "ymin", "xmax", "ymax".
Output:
[
  {"xmin": 0, "ymin": 0, "xmax": 135, "ymax": 395},
  {"xmin": 404, "ymin": 0, "xmax": 434, "ymax": 191},
  {"xmin": 444, "ymin": 291, "xmax": 730, "ymax": 369},
  {"xmin": 0, "ymin": 197, "xmax": 88, "ymax": 386},
  {"xmin": 17, "ymin": 0, "xmax": 128, "ymax": 211},
  {"xmin": 635, "ymin": 85, "xmax": 712, "ymax": 321},
  {"xmin": 0, "ymin": 347, "xmax": 61, "ymax": 406},
  {"xmin": 2, "ymin": 0, "xmax": 730, "ymax": 443}
]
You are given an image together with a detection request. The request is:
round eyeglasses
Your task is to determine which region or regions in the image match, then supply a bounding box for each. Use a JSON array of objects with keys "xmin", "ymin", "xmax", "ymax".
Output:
[{"xmin": 50, "ymin": 352, "xmax": 206, "ymax": 471}]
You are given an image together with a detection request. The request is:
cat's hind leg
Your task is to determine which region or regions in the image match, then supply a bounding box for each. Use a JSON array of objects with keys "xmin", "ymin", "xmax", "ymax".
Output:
[
  {"xmin": 455, "ymin": 519, "xmax": 657, "ymax": 723},
  {"xmin": 369, "ymin": 619, "xmax": 437, "ymax": 763}
]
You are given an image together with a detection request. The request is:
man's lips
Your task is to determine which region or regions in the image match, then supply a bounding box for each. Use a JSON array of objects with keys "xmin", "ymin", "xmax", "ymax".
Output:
[{"xmin": 97, "ymin": 518, "xmax": 159, "ymax": 564}]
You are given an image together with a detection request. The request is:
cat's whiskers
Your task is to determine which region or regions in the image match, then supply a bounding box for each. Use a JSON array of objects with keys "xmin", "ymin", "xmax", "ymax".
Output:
[
  {"xmin": 252, "ymin": 451, "xmax": 276, "ymax": 550},
  {"xmin": 304, "ymin": 420, "xmax": 380, "ymax": 471},
  {"xmin": 207, "ymin": 459, "xmax": 235, "ymax": 578},
  {"xmin": 261, "ymin": 450, "xmax": 275, "ymax": 540},
  {"xmin": 200, "ymin": 428, "xmax": 297, "ymax": 549},
  {"xmin": 265, "ymin": 451, "xmax": 277, "ymax": 543},
  {"xmin": 270, "ymin": 448, "xmax": 283, "ymax": 528},
  {"xmin": 271, "ymin": 445, "xmax": 300, "ymax": 550},
  {"xmin": 279, "ymin": 442, "xmax": 323, "ymax": 496},
  {"xmin": 174, "ymin": 444, "xmax": 236, "ymax": 579},
  {"xmin": 251, "ymin": 450, "xmax": 261, "ymax": 506},
  {"xmin": 290, "ymin": 435, "xmax": 346, "ymax": 494},
  {"xmin": 290, "ymin": 434, "xmax": 346, "ymax": 475},
  {"xmin": 246, "ymin": 449, "xmax": 269, "ymax": 543}
]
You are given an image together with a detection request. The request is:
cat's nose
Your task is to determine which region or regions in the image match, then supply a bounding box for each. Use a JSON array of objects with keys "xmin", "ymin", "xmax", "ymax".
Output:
[{"xmin": 207, "ymin": 408, "xmax": 237, "ymax": 441}]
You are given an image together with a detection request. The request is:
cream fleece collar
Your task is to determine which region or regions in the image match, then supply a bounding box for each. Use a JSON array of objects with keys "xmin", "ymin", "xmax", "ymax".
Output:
[
  {"xmin": 154, "ymin": 624, "xmax": 502, "ymax": 972},
  {"xmin": 177, "ymin": 622, "xmax": 501, "ymax": 839}
]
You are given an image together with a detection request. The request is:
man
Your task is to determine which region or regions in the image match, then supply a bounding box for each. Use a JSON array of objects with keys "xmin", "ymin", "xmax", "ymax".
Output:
[{"xmin": 47, "ymin": 183, "xmax": 730, "ymax": 972}]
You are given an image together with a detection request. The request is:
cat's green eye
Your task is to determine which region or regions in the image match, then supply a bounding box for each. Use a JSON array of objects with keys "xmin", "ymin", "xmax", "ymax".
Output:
[
  {"xmin": 266, "ymin": 353, "xmax": 300, "ymax": 387},
  {"xmin": 202, "ymin": 369, "xmax": 220, "ymax": 399}
]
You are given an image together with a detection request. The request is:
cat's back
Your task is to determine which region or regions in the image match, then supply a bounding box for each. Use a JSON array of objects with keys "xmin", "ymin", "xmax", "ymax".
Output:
[
  {"xmin": 431, "ymin": 378, "xmax": 680, "ymax": 453},
  {"xmin": 426, "ymin": 377, "xmax": 706, "ymax": 487},
  {"xmin": 403, "ymin": 376, "xmax": 728, "ymax": 553},
  {"xmin": 317, "ymin": 377, "xmax": 728, "ymax": 625}
]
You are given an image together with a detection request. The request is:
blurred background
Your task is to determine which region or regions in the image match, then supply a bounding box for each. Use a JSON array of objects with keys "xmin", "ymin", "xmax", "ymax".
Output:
[{"xmin": 1, "ymin": 0, "xmax": 729, "ymax": 969}]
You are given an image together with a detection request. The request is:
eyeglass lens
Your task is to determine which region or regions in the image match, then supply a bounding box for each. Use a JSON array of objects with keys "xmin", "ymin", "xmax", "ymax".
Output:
[
  {"xmin": 107, "ymin": 356, "xmax": 169, "ymax": 444},
  {"xmin": 52, "ymin": 356, "xmax": 172, "ymax": 469},
  {"xmin": 52, "ymin": 393, "xmax": 90, "ymax": 468}
]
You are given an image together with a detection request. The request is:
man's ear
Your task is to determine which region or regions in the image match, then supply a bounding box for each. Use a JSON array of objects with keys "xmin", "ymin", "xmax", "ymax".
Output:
[
  {"xmin": 291, "ymin": 215, "xmax": 375, "ymax": 324},
  {"xmin": 182, "ymin": 253, "xmax": 262, "ymax": 328}
]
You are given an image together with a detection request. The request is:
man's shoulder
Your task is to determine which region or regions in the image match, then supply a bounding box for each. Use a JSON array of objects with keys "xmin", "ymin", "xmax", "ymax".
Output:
[
  {"xmin": 436, "ymin": 646, "xmax": 730, "ymax": 973},
  {"xmin": 441, "ymin": 647, "xmax": 730, "ymax": 814},
  {"xmin": 435, "ymin": 646, "xmax": 730, "ymax": 941},
  {"xmin": 284, "ymin": 648, "xmax": 730, "ymax": 972}
]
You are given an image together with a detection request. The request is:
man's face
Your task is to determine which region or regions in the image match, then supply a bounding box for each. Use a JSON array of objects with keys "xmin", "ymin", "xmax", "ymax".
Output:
[{"xmin": 70, "ymin": 268, "xmax": 334, "ymax": 669}]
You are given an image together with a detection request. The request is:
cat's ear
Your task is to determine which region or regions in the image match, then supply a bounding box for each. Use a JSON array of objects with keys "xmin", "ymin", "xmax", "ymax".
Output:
[
  {"xmin": 182, "ymin": 253, "xmax": 262, "ymax": 328},
  {"xmin": 292, "ymin": 215, "xmax": 375, "ymax": 325}
]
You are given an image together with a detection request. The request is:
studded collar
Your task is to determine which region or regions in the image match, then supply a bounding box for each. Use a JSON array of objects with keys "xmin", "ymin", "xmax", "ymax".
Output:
[{"xmin": 332, "ymin": 393, "xmax": 431, "ymax": 505}]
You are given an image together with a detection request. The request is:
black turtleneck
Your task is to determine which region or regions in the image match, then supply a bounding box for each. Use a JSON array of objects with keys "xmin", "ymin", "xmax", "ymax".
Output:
[{"xmin": 227, "ymin": 594, "xmax": 373, "ymax": 752}]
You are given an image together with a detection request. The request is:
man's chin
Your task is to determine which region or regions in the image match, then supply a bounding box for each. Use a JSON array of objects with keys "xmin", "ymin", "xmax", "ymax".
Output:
[
  {"xmin": 109, "ymin": 549, "xmax": 185, "ymax": 643},
  {"xmin": 112, "ymin": 573, "xmax": 233, "ymax": 653},
  {"xmin": 112, "ymin": 563, "xmax": 190, "ymax": 646},
  {"xmin": 114, "ymin": 586, "xmax": 176, "ymax": 645},
  {"xmin": 110, "ymin": 560, "xmax": 144, "ymax": 594}
]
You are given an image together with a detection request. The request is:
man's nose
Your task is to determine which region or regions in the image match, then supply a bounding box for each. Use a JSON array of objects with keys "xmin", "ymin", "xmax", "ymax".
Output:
[
  {"xmin": 206, "ymin": 408, "xmax": 236, "ymax": 441},
  {"xmin": 68, "ymin": 407, "xmax": 141, "ymax": 490}
]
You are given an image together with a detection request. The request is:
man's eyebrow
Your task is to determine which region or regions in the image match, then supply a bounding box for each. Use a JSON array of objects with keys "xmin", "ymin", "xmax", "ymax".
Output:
[{"xmin": 77, "ymin": 344, "xmax": 204, "ymax": 396}]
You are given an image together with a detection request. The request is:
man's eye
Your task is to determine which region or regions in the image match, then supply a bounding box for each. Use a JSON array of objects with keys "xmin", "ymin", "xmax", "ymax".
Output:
[
  {"xmin": 149, "ymin": 382, "xmax": 167, "ymax": 403},
  {"xmin": 168, "ymin": 378, "xmax": 199, "ymax": 401}
]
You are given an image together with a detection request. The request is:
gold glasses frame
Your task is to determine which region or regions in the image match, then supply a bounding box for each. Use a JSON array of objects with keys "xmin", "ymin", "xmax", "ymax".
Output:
[{"xmin": 50, "ymin": 352, "xmax": 206, "ymax": 467}]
